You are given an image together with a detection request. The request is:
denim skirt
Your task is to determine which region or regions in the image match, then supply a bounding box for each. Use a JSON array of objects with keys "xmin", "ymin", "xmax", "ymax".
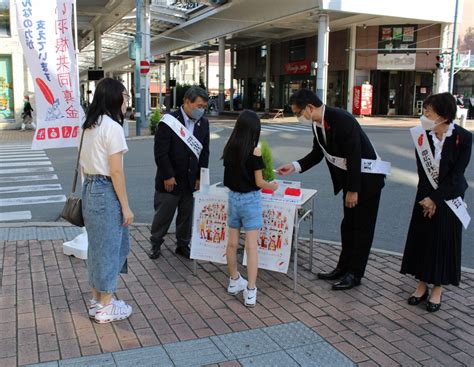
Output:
[{"xmin": 82, "ymin": 175, "xmax": 129, "ymax": 293}]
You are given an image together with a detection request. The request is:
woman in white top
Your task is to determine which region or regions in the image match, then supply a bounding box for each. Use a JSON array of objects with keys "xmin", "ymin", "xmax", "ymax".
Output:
[{"xmin": 80, "ymin": 78, "xmax": 134, "ymax": 323}]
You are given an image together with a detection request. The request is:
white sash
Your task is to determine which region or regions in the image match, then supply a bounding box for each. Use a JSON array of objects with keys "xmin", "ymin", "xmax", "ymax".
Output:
[
  {"xmin": 312, "ymin": 107, "xmax": 391, "ymax": 175},
  {"xmin": 161, "ymin": 114, "xmax": 203, "ymax": 159},
  {"xmin": 410, "ymin": 125, "xmax": 470, "ymax": 229}
]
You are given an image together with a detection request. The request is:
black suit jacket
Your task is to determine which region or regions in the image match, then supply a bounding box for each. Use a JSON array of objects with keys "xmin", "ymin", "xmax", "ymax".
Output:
[
  {"xmin": 297, "ymin": 106, "xmax": 385, "ymax": 201},
  {"xmin": 154, "ymin": 108, "xmax": 210, "ymax": 194},
  {"xmin": 417, "ymin": 125, "xmax": 472, "ymax": 205}
]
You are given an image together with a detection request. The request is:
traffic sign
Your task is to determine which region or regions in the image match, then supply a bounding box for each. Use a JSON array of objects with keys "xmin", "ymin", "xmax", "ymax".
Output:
[{"xmin": 140, "ymin": 60, "xmax": 150, "ymax": 74}]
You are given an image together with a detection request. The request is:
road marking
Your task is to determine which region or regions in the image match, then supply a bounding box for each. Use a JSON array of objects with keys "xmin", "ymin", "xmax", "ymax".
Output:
[
  {"xmin": 0, "ymin": 167, "xmax": 55, "ymax": 174},
  {"xmin": 0, "ymin": 157, "xmax": 49, "ymax": 162},
  {"xmin": 0, "ymin": 184, "xmax": 62, "ymax": 194},
  {"xmin": 262, "ymin": 124, "xmax": 311, "ymax": 132},
  {"xmin": 0, "ymin": 210, "xmax": 32, "ymax": 221},
  {"xmin": 0, "ymin": 195, "xmax": 66, "ymax": 207},
  {"xmin": 0, "ymin": 161, "xmax": 52, "ymax": 168},
  {"xmin": 0, "ymin": 152, "xmax": 46, "ymax": 157},
  {"xmin": 0, "ymin": 145, "xmax": 32, "ymax": 150},
  {"xmin": 0, "ymin": 148, "xmax": 34, "ymax": 153},
  {"xmin": 0, "ymin": 174, "xmax": 58, "ymax": 183}
]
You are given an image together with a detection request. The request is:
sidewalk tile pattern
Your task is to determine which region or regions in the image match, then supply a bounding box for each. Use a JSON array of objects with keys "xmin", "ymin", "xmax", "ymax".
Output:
[
  {"xmin": 1, "ymin": 225, "xmax": 474, "ymax": 366},
  {"xmin": 26, "ymin": 322, "xmax": 352, "ymax": 367}
]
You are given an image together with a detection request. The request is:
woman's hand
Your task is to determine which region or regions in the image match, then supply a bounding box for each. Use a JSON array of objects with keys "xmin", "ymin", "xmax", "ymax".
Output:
[
  {"xmin": 345, "ymin": 191, "xmax": 358, "ymax": 208},
  {"xmin": 419, "ymin": 197, "xmax": 437, "ymax": 218},
  {"xmin": 122, "ymin": 206, "xmax": 134, "ymax": 226},
  {"xmin": 276, "ymin": 164, "xmax": 295, "ymax": 176}
]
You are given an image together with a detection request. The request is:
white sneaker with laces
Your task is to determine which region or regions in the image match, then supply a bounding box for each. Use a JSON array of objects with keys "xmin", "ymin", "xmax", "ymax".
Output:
[
  {"xmin": 227, "ymin": 274, "xmax": 248, "ymax": 295},
  {"xmin": 88, "ymin": 298, "xmax": 126, "ymax": 318},
  {"xmin": 243, "ymin": 287, "xmax": 257, "ymax": 307},
  {"xmin": 94, "ymin": 300, "xmax": 132, "ymax": 323}
]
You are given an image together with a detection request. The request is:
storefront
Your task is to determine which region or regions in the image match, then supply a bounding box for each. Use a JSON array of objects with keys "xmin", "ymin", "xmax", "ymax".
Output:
[
  {"xmin": 0, "ymin": 55, "xmax": 14, "ymax": 123},
  {"xmin": 280, "ymin": 60, "xmax": 314, "ymax": 111}
]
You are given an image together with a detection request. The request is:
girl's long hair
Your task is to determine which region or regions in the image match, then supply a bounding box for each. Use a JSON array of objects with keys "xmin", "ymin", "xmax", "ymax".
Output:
[
  {"xmin": 222, "ymin": 110, "xmax": 261, "ymax": 165},
  {"xmin": 83, "ymin": 78, "xmax": 125, "ymax": 129}
]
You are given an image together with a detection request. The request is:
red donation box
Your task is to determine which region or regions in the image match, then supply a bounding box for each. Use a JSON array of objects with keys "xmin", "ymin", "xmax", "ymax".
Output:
[{"xmin": 353, "ymin": 84, "xmax": 373, "ymax": 115}]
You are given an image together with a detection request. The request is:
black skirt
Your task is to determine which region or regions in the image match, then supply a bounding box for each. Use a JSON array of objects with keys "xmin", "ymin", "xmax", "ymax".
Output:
[{"xmin": 400, "ymin": 193, "xmax": 463, "ymax": 286}]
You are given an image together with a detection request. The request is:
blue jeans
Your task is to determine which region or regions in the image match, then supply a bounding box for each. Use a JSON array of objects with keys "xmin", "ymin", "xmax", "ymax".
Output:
[
  {"xmin": 82, "ymin": 175, "xmax": 129, "ymax": 293},
  {"xmin": 228, "ymin": 190, "xmax": 263, "ymax": 231}
]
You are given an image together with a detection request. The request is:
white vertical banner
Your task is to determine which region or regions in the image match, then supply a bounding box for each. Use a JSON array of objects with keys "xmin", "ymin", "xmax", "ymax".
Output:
[
  {"xmin": 243, "ymin": 201, "xmax": 296, "ymax": 273},
  {"xmin": 190, "ymin": 193, "xmax": 229, "ymax": 264},
  {"xmin": 16, "ymin": 0, "xmax": 84, "ymax": 150}
]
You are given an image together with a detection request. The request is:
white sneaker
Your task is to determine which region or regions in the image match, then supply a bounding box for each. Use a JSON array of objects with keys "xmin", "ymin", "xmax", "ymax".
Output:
[
  {"xmin": 94, "ymin": 300, "xmax": 132, "ymax": 323},
  {"xmin": 243, "ymin": 287, "xmax": 257, "ymax": 307},
  {"xmin": 227, "ymin": 274, "xmax": 248, "ymax": 295},
  {"xmin": 88, "ymin": 298, "xmax": 126, "ymax": 318}
]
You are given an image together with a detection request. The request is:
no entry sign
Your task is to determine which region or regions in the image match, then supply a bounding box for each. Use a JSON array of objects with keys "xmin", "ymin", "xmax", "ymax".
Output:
[{"xmin": 140, "ymin": 60, "xmax": 150, "ymax": 74}]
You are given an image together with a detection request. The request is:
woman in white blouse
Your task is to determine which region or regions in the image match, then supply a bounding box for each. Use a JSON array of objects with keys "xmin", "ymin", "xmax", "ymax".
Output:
[
  {"xmin": 401, "ymin": 92, "xmax": 472, "ymax": 313},
  {"xmin": 80, "ymin": 78, "xmax": 134, "ymax": 323}
]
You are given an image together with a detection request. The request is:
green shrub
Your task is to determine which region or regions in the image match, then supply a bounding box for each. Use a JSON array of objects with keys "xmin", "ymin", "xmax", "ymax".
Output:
[
  {"xmin": 149, "ymin": 109, "xmax": 161, "ymax": 135},
  {"xmin": 260, "ymin": 140, "xmax": 275, "ymax": 181}
]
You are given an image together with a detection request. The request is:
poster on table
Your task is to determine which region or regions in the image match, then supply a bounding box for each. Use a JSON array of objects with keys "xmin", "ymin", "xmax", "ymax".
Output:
[
  {"xmin": 190, "ymin": 193, "xmax": 229, "ymax": 264},
  {"xmin": 243, "ymin": 200, "xmax": 296, "ymax": 273},
  {"xmin": 15, "ymin": 0, "xmax": 84, "ymax": 149}
]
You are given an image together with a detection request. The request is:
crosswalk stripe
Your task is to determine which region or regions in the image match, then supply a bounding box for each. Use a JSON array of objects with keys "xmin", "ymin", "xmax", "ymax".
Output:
[
  {"xmin": 0, "ymin": 184, "xmax": 62, "ymax": 194},
  {"xmin": 0, "ymin": 145, "xmax": 31, "ymax": 149},
  {"xmin": 0, "ymin": 167, "xmax": 54, "ymax": 175},
  {"xmin": 0, "ymin": 161, "xmax": 52, "ymax": 168},
  {"xmin": 0, "ymin": 174, "xmax": 58, "ymax": 183},
  {"xmin": 0, "ymin": 157, "xmax": 49, "ymax": 162},
  {"xmin": 0, "ymin": 152, "xmax": 46, "ymax": 157},
  {"xmin": 0, "ymin": 210, "xmax": 32, "ymax": 221},
  {"xmin": 0, "ymin": 147, "xmax": 34, "ymax": 152},
  {"xmin": 0, "ymin": 195, "xmax": 66, "ymax": 207}
]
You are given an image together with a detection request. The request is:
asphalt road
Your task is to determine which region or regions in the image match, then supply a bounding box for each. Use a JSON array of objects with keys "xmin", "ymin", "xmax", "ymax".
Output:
[{"xmin": 2, "ymin": 122, "xmax": 473, "ymax": 268}]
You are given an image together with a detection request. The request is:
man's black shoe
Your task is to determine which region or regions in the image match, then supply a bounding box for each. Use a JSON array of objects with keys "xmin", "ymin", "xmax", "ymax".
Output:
[
  {"xmin": 317, "ymin": 268, "xmax": 345, "ymax": 280},
  {"xmin": 148, "ymin": 249, "xmax": 161, "ymax": 259},
  {"xmin": 175, "ymin": 246, "xmax": 191, "ymax": 259},
  {"xmin": 332, "ymin": 273, "xmax": 361, "ymax": 290}
]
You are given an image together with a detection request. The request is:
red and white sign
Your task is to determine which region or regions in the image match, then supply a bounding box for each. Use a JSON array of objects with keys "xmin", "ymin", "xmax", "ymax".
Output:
[
  {"xmin": 140, "ymin": 60, "xmax": 150, "ymax": 74},
  {"xmin": 16, "ymin": 0, "xmax": 84, "ymax": 150},
  {"xmin": 284, "ymin": 61, "xmax": 311, "ymax": 75}
]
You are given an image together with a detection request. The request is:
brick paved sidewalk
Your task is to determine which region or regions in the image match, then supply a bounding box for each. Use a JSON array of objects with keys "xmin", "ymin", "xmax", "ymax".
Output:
[{"xmin": 1, "ymin": 225, "xmax": 473, "ymax": 366}]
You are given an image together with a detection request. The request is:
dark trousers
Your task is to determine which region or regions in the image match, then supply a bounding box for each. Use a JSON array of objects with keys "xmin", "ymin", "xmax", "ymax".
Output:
[
  {"xmin": 337, "ymin": 191, "xmax": 382, "ymax": 278},
  {"xmin": 150, "ymin": 188, "xmax": 194, "ymax": 251}
]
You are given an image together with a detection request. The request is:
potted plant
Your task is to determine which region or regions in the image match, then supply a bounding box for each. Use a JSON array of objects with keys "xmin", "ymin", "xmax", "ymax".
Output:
[
  {"xmin": 149, "ymin": 108, "xmax": 161, "ymax": 135},
  {"xmin": 260, "ymin": 140, "xmax": 275, "ymax": 182}
]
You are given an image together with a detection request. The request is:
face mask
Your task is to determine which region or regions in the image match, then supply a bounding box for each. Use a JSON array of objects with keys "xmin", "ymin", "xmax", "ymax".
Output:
[
  {"xmin": 191, "ymin": 107, "xmax": 205, "ymax": 120},
  {"xmin": 297, "ymin": 115, "xmax": 312, "ymax": 124},
  {"xmin": 420, "ymin": 115, "xmax": 435, "ymax": 130}
]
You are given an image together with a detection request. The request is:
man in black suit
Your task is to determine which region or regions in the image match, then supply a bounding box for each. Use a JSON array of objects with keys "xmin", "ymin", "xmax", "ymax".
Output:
[
  {"xmin": 149, "ymin": 86, "xmax": 210, "ymax": 259},
  {"xmin": 277, "ymin": 89, "xmax": 388, "ymax": 290}
]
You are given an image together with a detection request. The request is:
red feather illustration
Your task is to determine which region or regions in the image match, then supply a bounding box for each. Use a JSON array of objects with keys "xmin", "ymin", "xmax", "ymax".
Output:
[
  {"xmin": 36, "ymin": 78, "xmax": 55, "ymax": 105},
  {"xmin": 418, "ymin": 134, "xmax": 423, "ymax": 146}
]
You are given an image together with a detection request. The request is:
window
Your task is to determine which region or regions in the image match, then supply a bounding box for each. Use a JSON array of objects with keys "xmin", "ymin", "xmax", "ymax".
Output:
[
  {"xmin": 256, "ymin": 45, "xmax": 267, "ymax": 65},
  {"xmin": 289, "ymin": 38, "xmax": 306, "ymax": 62},
  {"xmin": 378, "ymin": 25, "xmax": 417, "ymax": 53},
  {"xmin": 0, "ymin": 55, "xmax": 14, "ymax": 121},
  {"xmin": 0, "ymin": 0, "xmax": 10, "ymax": 37}
]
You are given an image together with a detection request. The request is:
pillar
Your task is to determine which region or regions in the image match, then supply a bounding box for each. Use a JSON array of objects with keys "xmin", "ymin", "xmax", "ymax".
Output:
[
  {"xmin": 165, "ymin": 53, "xmax": 171, "ymax": 111},
  {"xmin": 94, "ymin": 28, "xmax": 102, "ymax": 68},
  {"xmin": 230, "ymin": 45, "xmax": 235, "ymax": 111},
  {"xmin": 346, "ymin": 25, "xmax": 356, "ymax": 113},
  {"xmin": 316, "ymin": 13, "xmax": 329, "ymax": 104},
  {"xmin": 435, "ymin": 24, "xmax": 450, "ymax": 93},
  {"xmin": 218, "ymin": 37, "xmax": 225, "ymax": 112},
  {"xmin": 205, "ymin": 50, "xmax": 209, "ymax": 93},
  {"xmin": 265, "ymin": 42, "xmax": 271, "ymax": 113}
]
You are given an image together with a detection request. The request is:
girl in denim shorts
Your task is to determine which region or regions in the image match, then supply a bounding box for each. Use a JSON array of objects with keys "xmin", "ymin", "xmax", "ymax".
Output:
[
  {"xmin": 222, "ymin": 110, "xmax": 278, "ymax": 307},
  {"xmin": 80, "ymin": 78, "xmax": 134, "ymax": 323}
]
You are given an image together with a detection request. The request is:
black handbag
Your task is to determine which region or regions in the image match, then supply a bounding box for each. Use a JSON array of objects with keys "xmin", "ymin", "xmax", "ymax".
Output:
[{"xmin": 61, "ymin": 129, "xmax": 85, "ymax": 227}]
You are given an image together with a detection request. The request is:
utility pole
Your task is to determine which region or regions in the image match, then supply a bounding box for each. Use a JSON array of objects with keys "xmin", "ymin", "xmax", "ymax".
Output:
[
  {"xmin": 448, "ymin": 0, "xmax": 460, "ymax": 93},
  {"xmin": 134, "ymin": 0, "xmax": 142, "ymax": 136}
]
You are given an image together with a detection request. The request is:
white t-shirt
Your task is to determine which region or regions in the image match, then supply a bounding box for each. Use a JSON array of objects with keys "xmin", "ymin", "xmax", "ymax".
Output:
[{"xmin": 80, "ymin": 115, "xmax": 128, "ymax": 176}]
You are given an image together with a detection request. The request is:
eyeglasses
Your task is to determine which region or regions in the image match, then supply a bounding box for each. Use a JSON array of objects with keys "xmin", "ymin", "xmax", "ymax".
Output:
[{"xmin": 294, "ymin": 105, "xmax": 307, "ymax": 118}]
